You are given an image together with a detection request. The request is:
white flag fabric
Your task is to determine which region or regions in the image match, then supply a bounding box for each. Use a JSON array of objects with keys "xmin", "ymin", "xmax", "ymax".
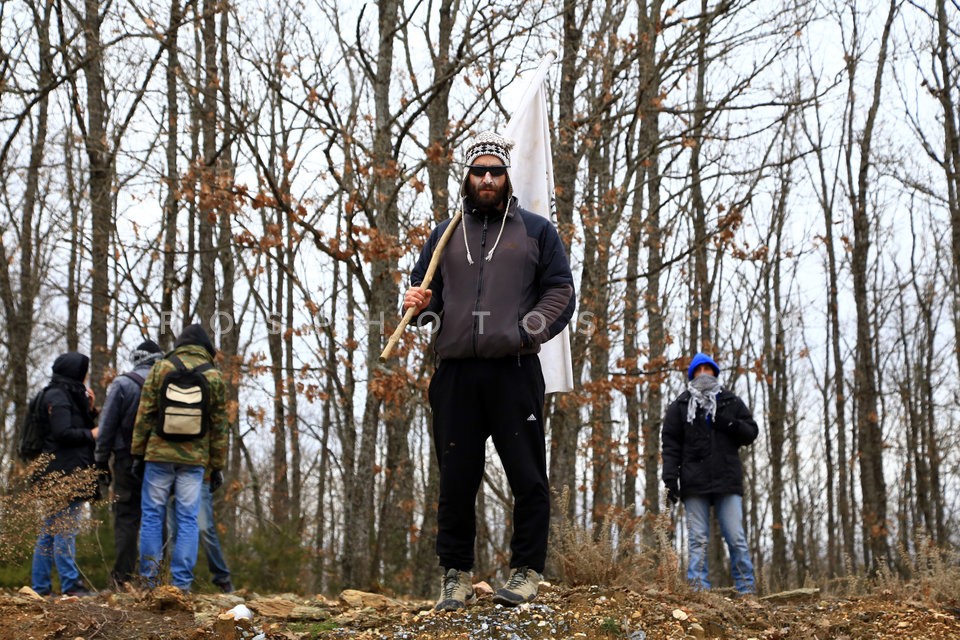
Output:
[{"xmin": 504, "ymin": 52, "xmax": 575, "ymax": 394}]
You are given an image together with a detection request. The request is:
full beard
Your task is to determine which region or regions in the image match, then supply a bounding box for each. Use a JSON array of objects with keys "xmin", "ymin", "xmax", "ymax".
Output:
[{"xmin": 467, "ymin": 181, "xmax": 508, "ymax": 214}]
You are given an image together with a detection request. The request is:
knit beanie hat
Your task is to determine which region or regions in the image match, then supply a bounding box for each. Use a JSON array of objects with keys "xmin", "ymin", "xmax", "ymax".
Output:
[
  {"xmin": 131, "ymin": 339, "xmax": 163, "ymax": 366},
  {"xmin": 687, "ymin": 352, "xmax": 721, "ymax": 380},
  {"xmin": 463, "ymin": 130, "xmax": 514, "ymax": 167}
]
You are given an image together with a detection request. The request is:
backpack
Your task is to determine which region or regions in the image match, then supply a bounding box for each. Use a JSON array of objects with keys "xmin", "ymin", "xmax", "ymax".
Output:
[
  {"xmin": 123, "ymin": 371, "xmax": 146, "ymax": 388},
  {"xmin": 157, "ymin": 355, "xmax": 213, "ymax": 441},
  {"xmin": 17, "ymin": 388, "xmax": 51, "ymax": 461}
]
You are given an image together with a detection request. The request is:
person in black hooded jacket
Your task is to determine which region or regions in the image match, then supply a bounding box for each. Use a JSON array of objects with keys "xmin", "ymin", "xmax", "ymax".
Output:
[
  {"xmin": 661, "ymin": 353, "xmax": 759, "ymax": 594},
  {"xmin": 30, "ymin": 352, "xmax": 100, "ymax": 597}
]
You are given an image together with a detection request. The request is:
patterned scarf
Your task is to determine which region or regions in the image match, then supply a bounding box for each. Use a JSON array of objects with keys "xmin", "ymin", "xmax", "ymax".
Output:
[{"xmin": 686, "ymin": 373, "xmax": 721, "ymax": 424}]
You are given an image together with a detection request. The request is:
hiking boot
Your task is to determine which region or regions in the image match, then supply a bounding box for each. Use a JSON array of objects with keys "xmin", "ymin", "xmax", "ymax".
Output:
[
  {"xmin": 493, "ymin": 566, "xmax": 542, "ymax": 606},
  {"xmin": 62, "ymin": 587, "xmax": 95, "ymax": 597},
  {"xmin": 213, "ymin": 579, "xmax": 234, "ymax": 594},
  {"xmin": 434, "ymin": 568, "xmax": 476, "ymax": 612}
]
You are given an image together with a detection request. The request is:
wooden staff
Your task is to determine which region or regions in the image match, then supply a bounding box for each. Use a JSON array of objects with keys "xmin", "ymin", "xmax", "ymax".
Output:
[{"xmin": 379, "ymin": 207, "xmax": 463, "ymax": 361}]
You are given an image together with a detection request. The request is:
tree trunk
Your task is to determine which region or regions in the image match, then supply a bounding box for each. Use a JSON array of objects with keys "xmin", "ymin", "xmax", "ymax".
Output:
[
  {"xmin": 339, "ymin": 257, "xmax": 360, "ymax": 583},
  {"xmin": 0, "ymin": 0, "xmax": 53, "ymax": 478},
  {"xmin": 689, "ymin": 0, "xmax": 713, "ymax": 353},
  {"xmin": 934, "ymin": 0, "xmax": 960, "ymax": 379},
  {"xmin": 579, "ymin": 137, "xmax": 615, "ymax": 530},
  {"xmin": 548, "ymin": 0, "xmax": 584, "ymax": 535},
  {"xmin": 215, "ymin": 1, "xmax": 241, "ymax": 537},
  {"xmin": 267, "ymin": 209, "xmax": 290, "ymax": 526},
  {"xmin": 347, "ymin": 0, "xmax": 405, "ymax": 589},
  {"xmin": 160, "ymin": 0, "xmax": 182, "ymax": 349},
  {"xmin": 763, "ymin": 165, "xmax": 789, "ymax": 591},
  {"xmin": 807, "ymin": 87, "xmax": 853, "ymax": 574},
  {"xmin": 65, "ymin": 133, "xmax": 81, "ymax": 353},
  {"xmin": 847, "ymin": 0, "xmax": 897, "ymax": 575},
  {"xmin": 638, "ymin": 0, "xmax": 665, "ymax": 539},
  {"xmin": 286, "ymin": 220, "xmax": 303, "ymax": 529},
  {"xmin": 196, "ymin": 0, "xmax": 220, "ymax": 331},
  {"xmin": 84, "ymin": 0, "xmax": 112, "ymax": 396},
  {"xmin": 932, "ymin": 0, "xmax": 957, "ymax": 546},
  {"xmin": 425, "ymin": 0, "xmax": 455, "ymax": 224},
  {"xmin": 181, "ymin": 24, "xmax": 202, "ymax": 324},
  {"xmin": 373, "ymin": 0, "xmax": 413, "ymax": 591}
]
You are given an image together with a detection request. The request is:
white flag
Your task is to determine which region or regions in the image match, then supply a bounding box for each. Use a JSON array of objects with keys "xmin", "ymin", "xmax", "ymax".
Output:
[{"xmin": 504, "ymin": 52, "xmax": 575, "ymax": 394}]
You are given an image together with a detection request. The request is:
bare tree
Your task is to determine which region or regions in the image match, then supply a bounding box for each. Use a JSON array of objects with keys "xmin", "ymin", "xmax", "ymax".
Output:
[
  {"xmin": 636, "ymin": 0, "xmax": 666, "ymax": 536},
  {"xmin": 548, "ymin": 0, "xmax": 586, "ymax": 532},
  {"xmin": 844, "ymin": 0, "xmax": 898, "ymax": 575},
  {"xmin": 0, "ymin": 0, "xmax": 57, "ymax": 473}
]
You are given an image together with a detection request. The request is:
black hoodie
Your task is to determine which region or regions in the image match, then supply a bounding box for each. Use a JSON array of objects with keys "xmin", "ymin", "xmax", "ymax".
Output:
[
  {"xmin": 175, "ymin": 324, "xmax": 216, "ymax": 358},
  {"xmin": 42, "ymin": 352, "xmax": 97, "ymax": 477}
]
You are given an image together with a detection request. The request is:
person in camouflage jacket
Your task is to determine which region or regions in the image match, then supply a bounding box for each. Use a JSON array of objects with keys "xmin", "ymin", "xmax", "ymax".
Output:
[{"xmin": 131, "ymin": 324, "xmax": 228, "ymax": 591}]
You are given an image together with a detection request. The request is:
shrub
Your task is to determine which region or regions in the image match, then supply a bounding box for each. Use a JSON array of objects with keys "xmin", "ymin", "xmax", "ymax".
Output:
[
  {"xmin": 0, "ymin": 458, "xmax": 106, "ymax": 589},
  {"xmin": 549, "ymin": 487, "xmax": 683, "ymax": 592}
]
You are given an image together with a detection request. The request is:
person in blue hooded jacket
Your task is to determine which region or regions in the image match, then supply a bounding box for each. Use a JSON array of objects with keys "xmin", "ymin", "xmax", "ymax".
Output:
[{"xmin": 661, "ymin": 353, "xmax": 759, "ymax": 594}]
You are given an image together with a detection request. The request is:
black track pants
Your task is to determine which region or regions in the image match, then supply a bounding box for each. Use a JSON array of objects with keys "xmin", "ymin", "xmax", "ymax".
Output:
[{"xmin": 428, "ymin": 355, "xmax": 548, "ymax": 573}]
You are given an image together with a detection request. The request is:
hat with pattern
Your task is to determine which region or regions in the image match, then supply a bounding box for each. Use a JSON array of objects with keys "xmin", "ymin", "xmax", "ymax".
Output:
[{"xmin": 463, "ymin": 130, "xmax": 514, "ymax": 167}]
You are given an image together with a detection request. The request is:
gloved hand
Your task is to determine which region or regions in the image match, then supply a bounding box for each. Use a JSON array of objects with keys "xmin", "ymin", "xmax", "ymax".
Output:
[
  {"xmin": 95, "ymin": 459, "xmax": 112, "ymax": 488},
  {"xmin": 130, "ymin": 456, "xmax": 145, "ymax": 482},
  {"xmin": 665, "ymin": 479, "xmax": 680, "ymax": 505},
  {"xmin": 713, "ymin": 405, "xmax": 737, "ymax": 431},
  {"xmin": 210, "ymin": 469, "xmax": 224, "ymax": 493}
]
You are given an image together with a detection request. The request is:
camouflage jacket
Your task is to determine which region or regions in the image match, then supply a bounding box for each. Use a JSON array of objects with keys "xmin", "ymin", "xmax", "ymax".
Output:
[{"xmin": 131, "ymin": 344, "xmax": 228, "ymax": 470}]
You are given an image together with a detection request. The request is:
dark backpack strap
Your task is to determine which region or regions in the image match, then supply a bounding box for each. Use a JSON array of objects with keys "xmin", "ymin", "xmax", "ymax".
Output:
[
  {"xmin": 32, "ymin": 386, "xmax": 50, "ymax": 420},
  {"xmin": 122, "ymin": 372, "xmax": 146, "ymax": 387},
  {"xmin": 166, "ymin": 355, "xmax": 212, "ymax": 375}
]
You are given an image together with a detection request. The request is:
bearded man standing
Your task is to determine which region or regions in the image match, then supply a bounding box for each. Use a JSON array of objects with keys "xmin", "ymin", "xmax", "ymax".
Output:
[{"xmin": 402, "ymin": 131, "xmax": 576, "ymax": 611}]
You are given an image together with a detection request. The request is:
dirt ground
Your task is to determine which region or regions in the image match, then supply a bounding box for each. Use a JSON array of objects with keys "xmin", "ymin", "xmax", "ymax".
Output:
[{"xmin": 1, "ymin": 582, "xmax": 958, "ymax": 639}]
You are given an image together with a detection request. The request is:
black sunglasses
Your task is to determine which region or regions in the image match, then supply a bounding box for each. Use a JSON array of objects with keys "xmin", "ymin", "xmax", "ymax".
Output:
[{"xmin": 467, "ymin": 165, "xmax": 509, "ymax": 178}]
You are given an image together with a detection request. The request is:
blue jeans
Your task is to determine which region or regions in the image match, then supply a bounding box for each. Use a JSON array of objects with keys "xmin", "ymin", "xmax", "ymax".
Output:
[
  {"xmin": 168, "ymin": 480, "xmax": 231, "ymax": 585},
  {"xmin": 31, "ymin": 501, "xmax": 83, "ymax": 594},
  {"xmin": 139, "ymin": 462, "xmax": 204, "ymax": 590},
  {"xmin": 685, "ymin": 494, "xmax": 755, "ymax": 593}
]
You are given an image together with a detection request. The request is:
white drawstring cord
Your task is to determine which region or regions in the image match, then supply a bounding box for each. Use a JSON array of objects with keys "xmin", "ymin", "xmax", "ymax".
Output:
[
  {"xmin": 460, "ymin": 183, "xmax": 514, "ymax": 265},
  {"xmin": 462, "ymin": 206, "xmax": 475, "ymax": 265},
  {"xmin": 485, "ymin": 209, "xmax": 508, "ymax": 262},
  {"xmin": 485, "ymin": 185, "xmax": 513, "ymax": 261}
]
